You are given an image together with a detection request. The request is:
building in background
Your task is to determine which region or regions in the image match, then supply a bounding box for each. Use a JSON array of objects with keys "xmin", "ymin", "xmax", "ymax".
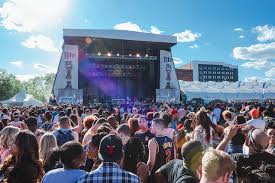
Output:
[
  {"xmin": 177, "ymin": 61, "xmax": 238, "ymax": 82},
  {"xmin": 176, "ymin": 63, "xmax": 193, "ymax": 81}
]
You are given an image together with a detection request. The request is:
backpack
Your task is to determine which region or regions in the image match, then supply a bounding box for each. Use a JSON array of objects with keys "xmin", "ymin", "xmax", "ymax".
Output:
[
  {"xmin": 56, "ymin": 129, "xmax": 74, "ymax": 146},
  {"xmin": 41, "ymin": 123, "xmax": 53, "ymax": 131}
]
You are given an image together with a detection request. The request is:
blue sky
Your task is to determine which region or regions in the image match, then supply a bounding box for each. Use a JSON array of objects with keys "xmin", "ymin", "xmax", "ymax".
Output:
[{"xmin": 0, "ymin": 0, "xmax": 274, "ymax": 82}]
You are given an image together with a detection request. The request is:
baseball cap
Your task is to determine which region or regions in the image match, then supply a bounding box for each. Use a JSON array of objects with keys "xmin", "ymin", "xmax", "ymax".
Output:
[
  {"xmin": 98, "ymin": 134, "xmax": 123, "ymax": 162},
  {"xmin": 170, "ymin": 110, "xmax": 178, "ymax": 116},
  {"xmin": 250, "ymin": 109, "xmax": 259, "ymax": 118}
]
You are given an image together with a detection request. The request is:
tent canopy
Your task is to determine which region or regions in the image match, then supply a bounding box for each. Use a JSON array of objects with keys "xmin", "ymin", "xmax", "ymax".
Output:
[
  {"xmin": 0, "ymin": 91, "xmax": 43, "ymax": 107},
  {"xmin": 180, "ymin": 81, "xmax": 275, "ymax": 101}
]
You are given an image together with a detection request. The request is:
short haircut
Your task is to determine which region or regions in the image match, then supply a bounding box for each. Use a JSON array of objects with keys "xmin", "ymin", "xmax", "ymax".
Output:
[
  {"xmin": 153, "ymin": 112, "xmax": 160, "ymax": 119},
  {"xmin": 60, "ymin": 141, "xmax": 84, "ymax": 169},
  {"xmin": 117, "ymin": 124, "xmax": 131, "ymax": 137},
  {"xmin": 202, "ymin": 149, "xmax": 236, "ymax": 181},
  {"xmin": 234, "ymin": 115, "xmax": 246, "ymax": 125},
  {"xmin": 96, "ymin": 124, "xmax": 112, "ymax": 134},
  {"xmin": 162, "ymin": 113, "xmax": 171, "ymax": 128},
  {"xmin": 95, "ymin": 117, "xmax": 107, "ymax": 126},
  {"xmin": 107, "ymin": 116, "xmax": 118, "ymax": 129},
  {"xmin": 59, "ymin": 116, "xmax": 70, "ymax": 125},
  {"xmin": 152, "ymin": 118, "xmax": 165, "ymax": 129},
  {"xmin": 25, "ymin": 116, "xmax": 37, "ymax": 127},
  {"xmin": 138, "ymin": 115, "xmax": 147, "ymax": 123},
  {"xmin": 181, "ymin": 140, "xmax": 203, "ymax": 169},
  {"xmin": 45, "ymin": 111, "xmax": 52, "ymax": 121}
]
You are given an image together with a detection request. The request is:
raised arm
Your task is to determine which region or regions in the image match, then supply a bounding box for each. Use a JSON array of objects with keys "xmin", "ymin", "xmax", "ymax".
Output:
[
  {"xmin": 72, "ymin": 108, "xmax": 83, "ymax": 134},
  {"xmin": 216, "ymin": 125, "xmax": 238, "ymax": 151}
]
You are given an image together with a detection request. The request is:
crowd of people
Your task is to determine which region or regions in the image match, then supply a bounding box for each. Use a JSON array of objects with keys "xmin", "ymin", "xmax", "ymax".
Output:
[{"xmin": 0, "ymin": 100, "xmax": 274, "ymax": 183}]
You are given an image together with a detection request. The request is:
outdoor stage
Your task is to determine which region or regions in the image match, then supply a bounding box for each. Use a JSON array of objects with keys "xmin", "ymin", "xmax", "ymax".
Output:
[{"xmin": 53, "ymin": 29, "xmax": 180, "ymax": 104}]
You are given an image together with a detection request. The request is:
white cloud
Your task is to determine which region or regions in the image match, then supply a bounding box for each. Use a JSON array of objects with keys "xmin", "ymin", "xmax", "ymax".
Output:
[
  {"xmin": 150, "ymin": 26, "xmax": 163, "ymax": 34},
  {"xmin": 113, "ymin": 22, "xmax": 165, "ymax": 35},
  {"xmin": 189, "ymin": 44, "xmax": 199, "ymax": 49},
  {"xmin": 239, "ymin": 35, "xmax": 245, "ymax": 39},
  {"xmin": 10, "ymin": 60, "xmax": 23, "ymax": 67},
  {"xmin": 0, "ymin": 0, "xmax": 71, "ymax": 32},
  {"xmin": 234, "ymin": 27, "xmax": 244, "ymax": 32},
  {"xmin": 233, "ymin": 42, "xmax": 275, "ymax": 61},
  {"xmin": 173, "ymin": 57, "xmax": 183, "ymax": 65},
  {"xmin": 15, "ymin": 74, "xmax": 36, "ymax": 82},
  {"xmin": 252, "ymin": 25, "xmax": 275, "ymax": 42},
  {"xmin": 173, "ymin": 30, "xmax": 201, "ymax": 42},
  {"xmin": 266, "ymin": 68, "xmax": 275, "ymax": 77},
  {"xmin": 114, "ymin": 22, "xmax": 143, "ymax": 32},
  {"xmin": 21, "ymin": 35, "xmax": 58, "ymax": 52},
  {"xmin": 234, "ymin": 42, "xmax": 275, "ymax": 80},
  {"xmin": 241, "ymin": 60, "xmax": 275, "ymax": 70},
  {"xmin": 33, "ymin": 63, "xmax": 57, "ymax": 73}
]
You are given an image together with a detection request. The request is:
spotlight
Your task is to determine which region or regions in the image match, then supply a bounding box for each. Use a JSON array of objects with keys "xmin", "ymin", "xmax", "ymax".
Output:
[
  {"xmin": 107, "ymin": 53, "xmax": 111, "ymax": 57},
  {"xmin": 97, "ymin": 52, "xmax": 102, "ymax": 56},
  {"xmin": 145, "ymin": 54, "xmax": 149, "ymax": 57},
  {"xmin": 136, "ymin": 53, "xmax": 140, "ymax": 57},
  {"xmin": 129, "ymin": 54, "xmax": 132, "ymax": 56},
  {"xmin": 116, "ymin": 53, "xmax": 120, "ymax": 56}
]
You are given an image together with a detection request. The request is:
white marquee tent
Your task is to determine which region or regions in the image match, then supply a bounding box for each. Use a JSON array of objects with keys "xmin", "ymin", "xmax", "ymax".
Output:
[
  {"xmin": 179, "ymin": 80, "xmax": 275, "ymax": 102},
  {"xmin": 0, "ymin": 91, "xmax": 44, "ymax": 106}
]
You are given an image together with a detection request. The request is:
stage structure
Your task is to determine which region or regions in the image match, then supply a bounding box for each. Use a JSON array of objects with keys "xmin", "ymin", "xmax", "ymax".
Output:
[{"xmin": 53, "ymin": 29, "xmax": 180, "ymax": 104}]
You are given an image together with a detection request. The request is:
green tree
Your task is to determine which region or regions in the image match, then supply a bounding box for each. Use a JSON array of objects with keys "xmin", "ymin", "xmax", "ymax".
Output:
[
  {"xmin": 22, "ymin": 73, "xmax": 55, "ymax": 103},
  {"xmin": 0, "ymin": 70, "xmax": 23, "ymax": 101}
]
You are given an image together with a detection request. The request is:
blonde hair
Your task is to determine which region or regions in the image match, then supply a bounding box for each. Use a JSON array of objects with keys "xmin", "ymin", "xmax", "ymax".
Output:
[
  {"xmin": 0, "ymin": 126, "xmax": 20, "ymax": 149},
  {"xmin": 39, "ymin": 133, "xmax": 58, "ymax": 161},
  {"xmin": 202, "ymin": 149, "xmax": 236, "ymax": 181}
]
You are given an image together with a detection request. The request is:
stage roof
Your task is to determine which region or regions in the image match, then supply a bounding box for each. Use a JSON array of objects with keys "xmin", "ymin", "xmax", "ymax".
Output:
[{"xmin": 63, "ymin": 29, "xmax": 177, "ymax": 45}]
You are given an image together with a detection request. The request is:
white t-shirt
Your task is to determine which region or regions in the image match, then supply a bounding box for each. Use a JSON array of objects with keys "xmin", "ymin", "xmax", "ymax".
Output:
[{"xmin": 246, "ymin": 118, "xmax": 266, "ymax": 131}]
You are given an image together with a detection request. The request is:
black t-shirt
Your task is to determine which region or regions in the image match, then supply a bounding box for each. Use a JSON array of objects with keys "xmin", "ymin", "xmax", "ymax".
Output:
[
  {"xmin": 232, "ymin": 152, "xmax": 275, "ymax": 183},
  {"xmin": 158, "ymin": 159, "xmax": 198, "ymax": 183},
  {"xmin": 135, "ymin": 130, "xmax": 155, "ymax": 161}
]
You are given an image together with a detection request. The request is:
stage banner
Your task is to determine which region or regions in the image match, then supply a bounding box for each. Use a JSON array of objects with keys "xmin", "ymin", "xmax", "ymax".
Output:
[
  {"xmin": 159, "ymin": 50, "xmax": 180, "ymax": 103},
  {"xmin": 53, "ymin": 45, "xmax": 79, "ymax": 96}
]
